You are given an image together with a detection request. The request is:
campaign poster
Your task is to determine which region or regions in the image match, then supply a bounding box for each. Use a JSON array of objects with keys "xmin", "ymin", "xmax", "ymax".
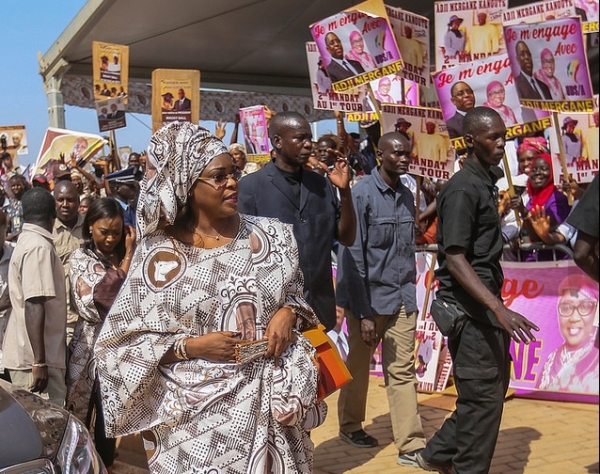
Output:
[
  {"xmin": 151, "ymin": 69, "xmax": 200, "ymax": 132},
  {"xmin": 573, "ymin": 0, "xmax": 599, "ymax": 33},
  {"xmin": 503, "ymin": 261, "xmax": 599, "ymax": 404},
  {"xmin": 380, "ymin": 104, "xmax": 455, "ymax": 181},
  {"xmin": 503, "ymin": 0, "xmax": 576, "ymax": 26},
  {"xmin": 503, "ymin": 18, "xmax": 594, "ymax": 113},
  {"xmin": 306, "ymin": 42, "xmax": 367, "ymax": 114},
  {"xmin": 546, "ymin": 95, "xmax": 599, "ymax": 183},
  {"xmin": 239, "ymin": 106, "xmax": 270, "ymax": 162},
  {"xmin": 96, "ymin": 97, "xmax": 126, "ymax": 132},
  {"xmin": 309, "ymin": 0, "xmax": 402, "ymax": 93},
  {"xmin": 0, "ymin": 125, "xmax": 28, "ymax": 164},
  {"xmin": 432, "ymin": 53, "xmax": 553, "ymax": 147},
  {"xmin": 415, "ymin": 320, "xmax": 444, "ymax": 392},
  {"xmin": 370, "ymin": 74, "xmax": 419, "ymax": 105},
  {"xmin": 92, "ymin": 41, "xmax": 129, "ymax": 102},
  {"xmin": 386, "ymin": 5, "xmax": 430, "ymax": 86},
  {"xmin": 434, "ymin": 0, "xmax": 508, "ymax": 70},
  {"xmin": 33, "ymin": 128, "xmax": 107, "ymax": 177}
]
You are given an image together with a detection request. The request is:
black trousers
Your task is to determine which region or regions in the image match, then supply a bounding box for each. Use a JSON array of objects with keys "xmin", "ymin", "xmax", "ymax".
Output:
[
  {"xmin": 421, "ymin": 316, "xmax": 511, "ymax": 474},
  {"xmin": 94, "ymin": 387, "xmax": 117, "ymax": 468}
]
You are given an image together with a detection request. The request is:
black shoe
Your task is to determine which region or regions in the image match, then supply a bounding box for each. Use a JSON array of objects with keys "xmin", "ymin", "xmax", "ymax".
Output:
[
  {"xmin": 416, "ymin": 451, "xmax": 453, "ymax": 474},
  {"xmin": 339, "ymin": 429, "xmax": 379, "ymax": 448}
]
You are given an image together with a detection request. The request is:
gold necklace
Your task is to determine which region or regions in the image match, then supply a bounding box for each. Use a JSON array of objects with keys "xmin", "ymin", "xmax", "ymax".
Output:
[{"xmin": 194, "ymin": 217, "xmax": 231, "ymax": 241}]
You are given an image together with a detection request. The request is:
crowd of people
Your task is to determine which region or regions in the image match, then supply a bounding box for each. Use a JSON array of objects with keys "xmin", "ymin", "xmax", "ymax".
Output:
[{"xmin": 0, "ymin": 101, "xmax": 597, "ymax": 474}]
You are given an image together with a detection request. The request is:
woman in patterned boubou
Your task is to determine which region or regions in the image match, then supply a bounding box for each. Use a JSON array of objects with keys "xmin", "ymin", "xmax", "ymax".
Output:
[
  {"xmin": 94, "ymin": 122, "xmax": 327, "ymax": 474},
  {"xmin": 66, "ymin": 197, "xmax": 136, "ymax": 472}
]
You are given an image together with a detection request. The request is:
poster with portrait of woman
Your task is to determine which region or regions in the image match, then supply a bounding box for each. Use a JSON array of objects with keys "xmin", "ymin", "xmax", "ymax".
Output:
[
  {"xmin": 434, "ymin": 0, "xmax": 508, "ymax": 70},
  {"xmin": 503, "ymin": 260, "xmax": 599, "ymax": 404},
  {"xmin": 504, "ymin": 17, "xmax": 594, "ymax": 113},
  {"xmin": 309, "ymin": 0, "xmax": 402, "ymax": 93},
  {"xmin": 572, "ymin": 0, "xmax": 599, "ymax": 31},
  {"xmin": 305, "ymin": 42, "xmax": 367, "ymax": 113},
  {"xmin": 386, "ymin": 5, "xmax": 429, "ymax": 87},
  {"xmin": 370, "ymin": 74, "xmax": 418, "ymax": 105},
  {"xmin": 431, "ymin": 53, "xmax": 551, "ymax": 147}
]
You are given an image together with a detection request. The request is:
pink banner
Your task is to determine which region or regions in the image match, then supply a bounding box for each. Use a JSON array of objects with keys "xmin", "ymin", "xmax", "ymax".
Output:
[{"xmin": 503, "ymin": 260, "xmax": 599, "ymax": 403}]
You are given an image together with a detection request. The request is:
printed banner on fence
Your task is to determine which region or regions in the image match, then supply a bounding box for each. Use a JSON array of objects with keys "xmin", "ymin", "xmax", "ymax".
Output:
[
  {"xmin": 239, "ymin": 106, "xmax": 270, "ymax": 162},
  {"xmin": 386, "ymin": 5, "xmax": 430, "ymax": 86},
  {"xmin": 503, "ymin": 260, "xmax": 599, "ymax": 403},
  {"xmin": 310, "ymin": 0, "xmax": 402, "ymax": 93},
  {"xmin": 93, "ymin": 41, "xmax": 129, "ymax": 102},
  {"xmin": 434, "ymin": 0, "xmax": 508, "ymax": 70},
  {"xmin": 380, "ymin": 104, "xmax": 456, "ymax": 180},
  {"xmin": 503, "ymin": 17, "xmax": 594, "ymax": 113}
]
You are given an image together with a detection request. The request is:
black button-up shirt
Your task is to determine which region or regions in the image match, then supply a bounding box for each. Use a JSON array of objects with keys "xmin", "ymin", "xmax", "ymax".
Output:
[{"xmin": 435, "ymin": 157, "xmax": 504, "ymax": 327}]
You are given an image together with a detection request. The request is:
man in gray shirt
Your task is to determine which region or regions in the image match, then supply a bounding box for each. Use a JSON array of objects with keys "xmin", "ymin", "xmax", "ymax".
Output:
[{"xmin": 336, "ymin": 132, "xmax": 425, "ymax": 466}]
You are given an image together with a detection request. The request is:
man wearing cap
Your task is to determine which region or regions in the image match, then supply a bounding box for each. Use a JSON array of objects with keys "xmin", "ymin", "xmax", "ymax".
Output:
[
  {"xmin": 52, "ymin": 181, "xmax": 84, "ymax": 344},
  {"xmin": 468, "ymin": 12, "xmax": 500, "ymax": 57},
  {"xmin": 414, "ymin": 121, "xmax": 451, "ymax": 163},
  {"xmin": 444, "ymin": 15, "xmax": 466, "ymax": 58},
  {"xmin": 446, "ymin": 81, "xmax": 476, "ymax": 139},
  {"xmin": 562, "ymin": 117, "xmax": 583, "ymax": 165},
  {"xmin": 394, "ymin": 118, "xmax": 414, "ymax": 151},
  {"xmin": 514, "ymin": 41, "xmax": 552, "ymax": 104},
  {"xmin": 53, "ymin": 163, "xmax": 72, "ymax": 185},
  {"xmin": 325, "ymin": 32, "xmax": 366, "ymax": 83},
  {"xmin": 32, "ymin": 175, "xmax": 50, "ymax": 191},
  {"xmin": 106, "ymin": 167, "xmax": 140, "ymax": 227}
]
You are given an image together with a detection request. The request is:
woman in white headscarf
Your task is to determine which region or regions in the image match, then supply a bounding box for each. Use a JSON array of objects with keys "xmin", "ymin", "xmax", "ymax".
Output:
[{"xmin": 95, "ymin": 122, "xmax": 326, "ymax": 474}]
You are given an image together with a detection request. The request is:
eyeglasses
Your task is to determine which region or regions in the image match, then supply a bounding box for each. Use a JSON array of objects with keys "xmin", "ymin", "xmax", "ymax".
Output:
[
  {"xmin": 197, "ymin": 170, "xmax": 242, "ymax": 189},
  {"xmin": 452, "ymin": 89, "xmax": 474, "ymax": 98},
  {"xmin": 557, "ymin": 300, "xmax": 597, "ymax": 318},
  {"xmin": 488, "ymin": 90, "xmax": 504, "ymax": 97},
  {"xmin": 542, "ymin": 59, "xmax": 555, "ymax": 65}
]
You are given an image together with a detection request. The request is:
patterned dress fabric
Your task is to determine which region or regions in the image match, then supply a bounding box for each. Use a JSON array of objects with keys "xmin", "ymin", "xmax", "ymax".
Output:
[
  {"xmin": 66, "ymin": 248, "xmax": 126, "ymax": 424},
  {"xmin": 95, "ymin": 215, "xmax": 326, "ymax": 474}
]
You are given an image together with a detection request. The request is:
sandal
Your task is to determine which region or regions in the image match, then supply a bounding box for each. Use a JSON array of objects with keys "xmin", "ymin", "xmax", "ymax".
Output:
[{"xmin": 339, "ymin": 429, "xmax": 379, "ymax": 448}]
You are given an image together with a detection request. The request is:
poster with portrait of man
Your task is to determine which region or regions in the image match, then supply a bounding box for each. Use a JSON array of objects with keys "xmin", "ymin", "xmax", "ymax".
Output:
[
  {"xmin": 93, "ymin": 41, "xmax": 129, "ymax": 102},
  {"xmin": 96, "ymin": 97, "xmax": 127, "ymax": 132},
  {"xmin": 306, "ymin": 42, "xmax": 367, "ymax": 114},
  {"xmin": 239, "ymin": 106, "xmax": 270, "ymax": 162},
  {"xmin": 0, "ymin": 125, "xmax": 29, "ymax": 165},
  {"xmin": 431, "ymin": 53, "xmax": 554, "ymax": 148},
  {"xmin": 309, "ymin": 0, "xmax": 402, "ymax": 93},
  {"xmin": 151, "ymin": 69, "xmax": 200, "ymax": 132},
  {"xmin": 546, "ymin": 95, "xmax": 599, "ymax": 184},
  {"xmin": 434, "ymin": 0, "xmax": 507, "ymax": 70},
  {"xmin": 386, "ymin": 6, "xmax": 429, "ymax": 87},
  {"xmin": 380, "ymin": 104, "xmax": 455, "ymax": 180},
  {"xmin": 503, "ymin": 0, "xmax": 576, "ymax": 27},
  {"xmin": 33, "ymin": 127, "xmax": 107, "ymax": 177},
  {"xmin": 504, "ymin": 17, "xmax": 594, "ymax": 113}
]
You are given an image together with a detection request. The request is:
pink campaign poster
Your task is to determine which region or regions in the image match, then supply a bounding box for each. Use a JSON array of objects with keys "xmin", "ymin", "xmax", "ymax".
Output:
[
  {"xmin": 239, "ymin": 106, "xmax": 270, "ymax": 161},
  {"xmin": 503, "ymin": 261, "xmax": 599, "ymax": 404},
  {"xmin": 503, "ymin": 17, "xmax": 594, "ymax": 113},
  {"xmin": 432, "ymin": 53, "xmax": 551, "ymax": 145},
  {"xmin": 370, "ymin": 74, "xmax": 419, "ymax": 106},
  {"xmin": 310, "ymin": 0, "xmax": 402, "ymax": 93}
]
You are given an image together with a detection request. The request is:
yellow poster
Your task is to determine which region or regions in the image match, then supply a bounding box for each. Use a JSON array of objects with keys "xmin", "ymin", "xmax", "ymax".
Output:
[{"xmin": 93, "ymin": 41, "xmax": 129, "ymax": 102}]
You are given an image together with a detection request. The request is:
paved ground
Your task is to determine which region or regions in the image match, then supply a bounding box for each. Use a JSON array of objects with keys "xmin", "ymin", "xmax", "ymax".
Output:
[{"xmin": 112, "ymin": 376, "xmax": 599, "ymax": 474}]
